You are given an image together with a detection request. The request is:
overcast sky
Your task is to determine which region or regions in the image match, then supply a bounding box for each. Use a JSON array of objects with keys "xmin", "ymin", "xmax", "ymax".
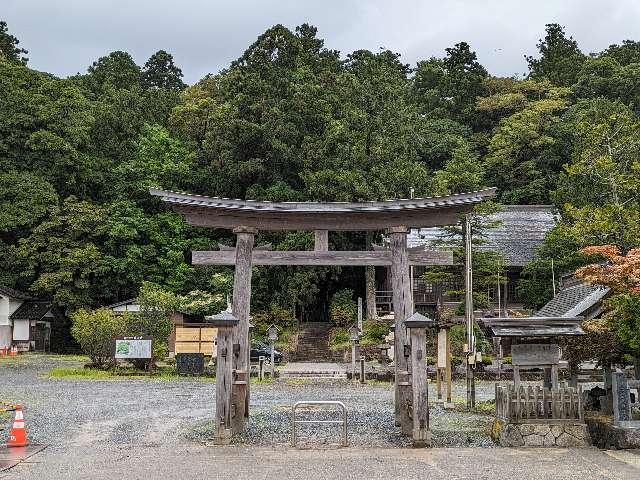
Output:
[{"xmin": 4, "ymin": 0, "xmax": 640, "ymax": 84}]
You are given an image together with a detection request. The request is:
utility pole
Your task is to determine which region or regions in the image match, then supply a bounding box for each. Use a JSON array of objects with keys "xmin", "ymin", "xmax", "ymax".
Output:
[{"xmin": 464, "ymin": 215, "xmax": 476, "ymax": 409}]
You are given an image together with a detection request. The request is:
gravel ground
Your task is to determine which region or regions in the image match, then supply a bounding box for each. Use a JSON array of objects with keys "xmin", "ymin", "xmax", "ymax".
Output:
[
  {"xmin": 1, "ymin": 355, "xmax": 494, "ymax": 450},
  {"xmin": 190, "ymin": 380, "xmax": 496, "ymax": 448},
  {"xmin": 2, "ymin": 355, "xmax": 639, "ymax": 480}
]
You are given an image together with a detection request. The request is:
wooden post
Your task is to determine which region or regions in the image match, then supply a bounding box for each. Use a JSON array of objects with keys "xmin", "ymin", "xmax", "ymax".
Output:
[
  {"xmin": 513, "ymin": 366, "xmax": 521, "ymax": 389},
  {"xmin": 215, "ymin": 326, "xmax": 234, "ymax": 444},
  {"xmin": 314, "ymin": 230, "xmax": 328, "ymax": 251},
  {"xmin": 231, "ymin": 226, "xmax": 256, "ymax": 433},
  {"xmin": 206, "ymin": 312, "xmax": 238, "ymax": 445},
  {"xmin": 360, "ymin": 357, "xmax": 365, "ymax": 384},
  {"xmin": 270, "ymin": 341, "xmax": 276, "ymax": 378},
  {"xmin": 445, "ymin": 327, "xmax": 452, "ymax": 405},
  {"xmin": 437, "ymin": 328, "xmax": 445, "ymax": 403},
  {"xmin": 258, "ymin": 356, "xmax": 265, "ymax": 381},
  {"xmin": 463, "ymin": 215, "xmax": 476, "ymax": 410},
  {"xmin": 436, "ymin": 327, "xmax": 452, "ymax": 406},
  {"xmin": 390, "ymin": 225, "xmax": 413, "ymax": 435},
  {"xmin": 406, "ymin": 317, "xmax": 431, "ymax": 447},
  {"xmin": 351, "ymin": 340, "xmax": 357, "ymax": 381}
]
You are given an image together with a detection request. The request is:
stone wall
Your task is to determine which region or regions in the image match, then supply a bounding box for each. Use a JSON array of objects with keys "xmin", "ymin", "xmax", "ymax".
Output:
[
  {"xmin": 586, "ymin": 415, "xmax": 640, "ymax": 449},
  {"xmin": 492, "ymin": 419, "xmax": 590, "ymax": 447}
]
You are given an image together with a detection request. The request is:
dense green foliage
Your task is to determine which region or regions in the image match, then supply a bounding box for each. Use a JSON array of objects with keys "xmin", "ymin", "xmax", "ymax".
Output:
[
  {"xmin": 70, "ymin": 308, "xmax": 128, "ymax": 367},
  {"xmin": 70, "ymin": 282, "xmax": 218, "ymax": 366},
  {"xmin": 1, "ymin": 19, "xmax": 639, "ymax": 323},
  {"xmin": 329, "ymin": 289, "xmax": 357, "ymax": 328}
]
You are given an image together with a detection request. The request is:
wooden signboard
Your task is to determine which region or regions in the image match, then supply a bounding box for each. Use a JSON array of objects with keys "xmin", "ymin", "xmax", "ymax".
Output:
[
  {"xmin": 437, "ymin": 330, "xmax": 447, "ymax": 368},
  {"xmin": 114, "ymin": 336, "xmax": 152, "ymax": 359},
  {"xmin": 174, "ymin": 326, "xmax": 217, "ymax": 355},
  {"xmin": 511, "ymin": 344, "xmax": 561, "ymax": 366}
]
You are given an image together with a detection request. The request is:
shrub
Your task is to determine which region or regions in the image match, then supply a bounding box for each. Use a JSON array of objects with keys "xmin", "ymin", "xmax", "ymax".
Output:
[
  {"xmin": 361, "ymin": 319, "xmax": 390, "ymax": 347},
  {"xmin": 329, "ymin": 327, "xmax": 350, "ymax": 351},
  {"xmin": 133, "ymin": 282, "xmax": 178, "ymax": 363},
  {"xmin": 70, "ymin": 308, "xmax": 128, "ymax": 368},
  {"xmin": 251, "ymin": 304, "xmax": 296, "ymax": 339},
  {"xmin": 181, "ymin": 289, "xmax": 225, "ymax": 316},
  {"xmin": 329, "ymin": 289, "xmax": 357, "ymax": 328}
]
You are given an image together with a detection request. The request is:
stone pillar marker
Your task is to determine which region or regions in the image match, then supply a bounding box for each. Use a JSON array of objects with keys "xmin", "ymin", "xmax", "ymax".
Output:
[
  {"xmin": 612, "ymin": 368, "xmax": 632, "ymax": 424},
  {"xmin": 389, "ymin": 225, "xmax": 413, "ymax": 435},
  {"xmin": 231, "ymin": 226, "xmax": 257, "ymax": 433},
  {"xmin": 349, "ymin": 325, "xmax": 360, "ymax": 381},
  {"xmin": 205, "ymin": 310, "xmax": 239, "ymax": 445}
]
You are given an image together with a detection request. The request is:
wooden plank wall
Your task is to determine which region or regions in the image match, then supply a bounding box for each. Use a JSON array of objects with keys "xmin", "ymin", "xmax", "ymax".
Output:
[{"xmin": 174, "ymin": 326, "xmax": 217, "ymax": 355}]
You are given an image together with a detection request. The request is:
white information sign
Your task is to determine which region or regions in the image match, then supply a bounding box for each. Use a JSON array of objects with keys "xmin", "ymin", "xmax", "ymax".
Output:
[
  {"xmin": 114, "ymin": 336, "xmax": 152, "ymax": 359},
  {"xmin": 437, "ymin": 329, "xmax": 447, "ymax": 368}
]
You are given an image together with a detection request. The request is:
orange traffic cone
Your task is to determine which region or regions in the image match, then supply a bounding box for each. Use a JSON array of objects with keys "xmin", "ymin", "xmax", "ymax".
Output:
[
  {"xmin": 7, "ymin": 405, "xmax": 28, "ymax": 447},
  {"xmin": 9, "ymin": 346, "xmax": 17, "ymax": 356}
]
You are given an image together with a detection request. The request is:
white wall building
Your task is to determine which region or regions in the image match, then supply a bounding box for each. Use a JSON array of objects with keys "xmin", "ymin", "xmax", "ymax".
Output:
[{"xmin": 0, "ymin": 287, "xmax": 57, "ymax": 352}]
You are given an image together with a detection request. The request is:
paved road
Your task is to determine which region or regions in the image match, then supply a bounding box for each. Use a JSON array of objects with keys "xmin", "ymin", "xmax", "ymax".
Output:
[{"xmin": 4, "ymin": 444, "xmax": 640, "ymax": 480}]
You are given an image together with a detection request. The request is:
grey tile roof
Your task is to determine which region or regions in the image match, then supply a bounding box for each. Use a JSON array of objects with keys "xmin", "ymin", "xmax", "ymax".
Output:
[
  {"xmin": 0, "ymin": 286, "xmax": 34, "ymax": 300},
  {"xmin": 10, "ymin": 301, "xmax": 53, "ymax": 320},
  {"xmin": 106, "ymin": 298, "xmax": 138, "ymax": 309},
  {"xmin": 150, "ymin": 188, "xmax": 497, "ymax": 213},
  {"xmin": 479, "ymin": 317, "xmax": 585, "ymax": 337},
  {"xmin": 408, "ymin": 205, "xmax": 557, "ymax": 266},
  {"xmin": 536, "ymin": 283, "xmax": 610, "ymax": 318}
]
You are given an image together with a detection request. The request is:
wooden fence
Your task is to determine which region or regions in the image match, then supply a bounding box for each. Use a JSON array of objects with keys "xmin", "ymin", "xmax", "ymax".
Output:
[{"xmin": 495, "ymin": 384, "xmax": 583, "ymax": 423}]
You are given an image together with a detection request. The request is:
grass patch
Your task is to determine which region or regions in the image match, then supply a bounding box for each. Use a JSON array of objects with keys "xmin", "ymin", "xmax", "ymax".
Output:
[
  {"xmin": 0, "ymin": 353, "xmax": 89, "ymax": 365},
  {"xmin": 364, "ymin": 379, "xmax": 393, "ymax": 387},
  {"xmin": 282, "ymin": 378, "xmax": 312, "ymax": 385},
  {"xmin": 46, "ymin": 366, "xmax": 216, "ymax": 382},
  {"xmin": 251, "ymin": 376, "xmax": 274, "ymax": 385},
  {"xmin": 449, "ymin": 396, "xmax": 495, "ymax": 415},
  {"xmin": 44, "ymin": 353, "xmax": 90, "ymax": 363},
  {"xmin": 48, "ymin": 367, "xmax": 113, "ymax": 379},
  {"xmin": 0, "ymin": 355, "xmax": 27, "ymax": 364}
]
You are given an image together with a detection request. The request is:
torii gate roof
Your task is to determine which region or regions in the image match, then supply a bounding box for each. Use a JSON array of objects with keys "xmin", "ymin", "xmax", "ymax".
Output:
[{"xmin": 149, "ymin": 187, "xmax": 496, "ymax": 231}]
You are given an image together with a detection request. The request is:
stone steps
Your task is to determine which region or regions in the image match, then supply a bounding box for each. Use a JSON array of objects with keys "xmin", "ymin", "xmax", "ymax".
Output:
[{"xmin": 294, "ymin": 322, "xmax": 333, "ymax": 362}]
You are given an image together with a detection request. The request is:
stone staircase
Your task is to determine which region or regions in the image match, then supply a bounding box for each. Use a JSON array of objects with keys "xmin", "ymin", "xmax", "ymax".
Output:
[{"xmin": 293, "ymin": 322, "xmax": 334, "ymax": 362}]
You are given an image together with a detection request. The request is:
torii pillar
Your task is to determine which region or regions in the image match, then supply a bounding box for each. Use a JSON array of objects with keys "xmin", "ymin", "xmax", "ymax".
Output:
[
  {"xmin": 231, "ymin": 226, "xmax": 256, "ymax": 433},
  {"xmin": 389, "ymin": 225, "xmax": 413, "ymax": 435}
]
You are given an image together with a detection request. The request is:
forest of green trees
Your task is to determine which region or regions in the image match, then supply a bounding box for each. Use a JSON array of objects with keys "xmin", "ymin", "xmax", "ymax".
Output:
[{"xmin": 1, "ymin": 20, "xmax": 639, "ymax": 321}]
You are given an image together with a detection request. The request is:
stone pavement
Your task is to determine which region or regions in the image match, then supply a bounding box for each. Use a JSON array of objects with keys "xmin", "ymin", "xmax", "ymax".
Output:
[
  {"xmin": 280, "ymin": 362, "xmax": 348, "ymax": 379},
  {"xmin": 3, "ymin": 444, "xmax": 640, "ymax": 480},
  {"xmin": 0, "ymin": 445, "xmax": 46, "ymax": 473}
]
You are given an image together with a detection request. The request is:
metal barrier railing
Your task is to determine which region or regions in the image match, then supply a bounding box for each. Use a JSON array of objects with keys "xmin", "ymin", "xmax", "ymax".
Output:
[{"xmin": 291, "ymin": 401, "xmax": 348, "ymax": 447}]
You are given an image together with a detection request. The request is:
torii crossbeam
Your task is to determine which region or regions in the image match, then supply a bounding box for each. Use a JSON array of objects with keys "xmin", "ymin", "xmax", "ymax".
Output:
[{"xmin": 150, "ymin": 187, "xmax": 496, "ymax": 446}]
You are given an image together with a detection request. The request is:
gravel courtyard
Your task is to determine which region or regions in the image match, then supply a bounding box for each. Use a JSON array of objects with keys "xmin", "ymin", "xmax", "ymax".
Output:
[
  {"xmin": 2, "ymin": 354, "xmax": 640, "ymax": 479},
  {"xmin": 1, "ymin": 355, "xmax": 494, "ymax": 449}
]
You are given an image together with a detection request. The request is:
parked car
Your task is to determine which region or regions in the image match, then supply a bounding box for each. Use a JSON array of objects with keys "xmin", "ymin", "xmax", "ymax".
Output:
[{"xmin": 250, "ymin": 343, "xmax": 283, "ymax": 363}]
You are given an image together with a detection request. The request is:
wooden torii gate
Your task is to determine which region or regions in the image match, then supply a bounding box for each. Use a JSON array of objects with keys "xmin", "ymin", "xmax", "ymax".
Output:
[{"xmin": 150, "ymin": 187, "xmax": 496, "ymax": 446}]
